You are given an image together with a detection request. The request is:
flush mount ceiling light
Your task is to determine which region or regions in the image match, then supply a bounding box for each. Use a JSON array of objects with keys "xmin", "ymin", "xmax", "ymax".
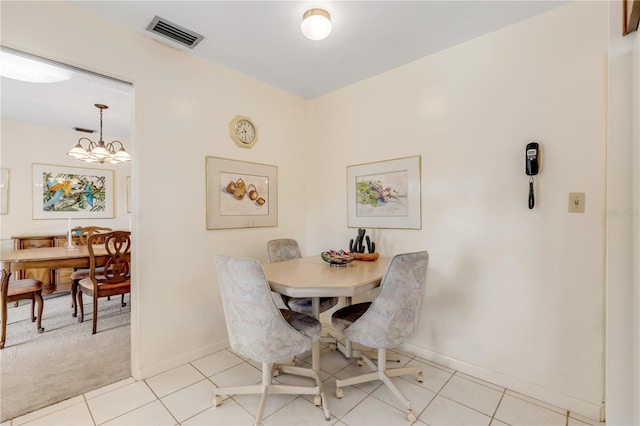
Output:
[
  {"xmin": 0, "ymin": 49, "xmax": 72, "ymax": 83},
  {"xmin": 67, "ymin": 104, "xmax": 131, "ymax": 164},
  {"xmin": 301, "ymin": 8, "xmax": 332, "ymax": 41}
]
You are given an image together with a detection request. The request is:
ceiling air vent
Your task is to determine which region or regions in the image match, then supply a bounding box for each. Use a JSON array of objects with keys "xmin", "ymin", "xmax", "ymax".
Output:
[
  {"xmin": 146, "ymin": 16, "xmax": 204, "ymax": 49},
  {"xmin": 74, "ymin": 127, "xmax": 95, "ymax": 133}
]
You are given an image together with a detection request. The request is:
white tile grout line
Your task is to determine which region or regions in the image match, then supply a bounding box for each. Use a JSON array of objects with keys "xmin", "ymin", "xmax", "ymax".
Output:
[
  {"xmin": 140, "ymin": 377, "xmax": 180, "ymax": 426},
  {"xmin": 489, "ymin": 388, "xmax": 507, "ymax": 425}
]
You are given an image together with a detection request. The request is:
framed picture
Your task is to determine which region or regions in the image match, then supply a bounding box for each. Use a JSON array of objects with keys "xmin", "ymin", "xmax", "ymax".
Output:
[
  {"xmin": 126, "ymin": 176, "xmax": 131, "ymax": 213},
  {"xmin": 347, "ymin": 155, "xmax": 421, "ymax": 229},
  {"xmin": 1, "ymin": 168, "xmax": 9, "ymax": 215},
  {"xmin": 624, "ymin": 0, "xmax": 640, "ymax": 35},
  {"xmin": 32, "ymin": 163, "xmax": 114, "ymax": 219},
  {"xmin": 206, "ymin": 156, "xmax": 278, "ymax": 229}
]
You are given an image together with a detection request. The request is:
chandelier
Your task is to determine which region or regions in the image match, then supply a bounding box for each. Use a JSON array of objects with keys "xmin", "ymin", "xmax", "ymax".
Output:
[{"xmin": 67, "ymin": 104, "xmax": 131, "ymax": 164}]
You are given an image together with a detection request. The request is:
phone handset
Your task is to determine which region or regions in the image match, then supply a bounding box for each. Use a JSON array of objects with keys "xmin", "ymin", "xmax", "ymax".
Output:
[{"xmin": 526, "ymin": 142, "xmax": 539, "ymax": 209}]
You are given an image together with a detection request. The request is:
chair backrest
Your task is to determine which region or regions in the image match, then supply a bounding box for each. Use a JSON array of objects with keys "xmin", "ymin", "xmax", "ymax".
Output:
[
  {"xmin": 344, "ymin": 251, "xmax": 429, "ymax": 348},
  {"xmin": 87, "ymin": 231, "xmax": 131, "ymax": 285},
  {"xmin": 74, "ymin": 226, "xmax": 113, "ymax": 245},
  {"xmin": 0, "ymin": 269, "xmax": 10, "ymax": 300},
  {"xmin": 215, "ymin": 255, "xmax": 311, "ymax": 363},
  {"xmin": 267, "ymin": 238, "xmax": 301, "ymax": 263}
]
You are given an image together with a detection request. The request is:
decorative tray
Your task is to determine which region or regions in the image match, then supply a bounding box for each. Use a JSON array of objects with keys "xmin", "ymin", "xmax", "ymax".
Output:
[{"xmin": 321, "ymin": 250, "xmax": 355, "ymax": 266}]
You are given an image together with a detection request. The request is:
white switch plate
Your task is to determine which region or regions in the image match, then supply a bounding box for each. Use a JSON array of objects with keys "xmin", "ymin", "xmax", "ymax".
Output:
[{"xmin": 568, "ymin": 192, "xmax": 585, "ymax": 213}]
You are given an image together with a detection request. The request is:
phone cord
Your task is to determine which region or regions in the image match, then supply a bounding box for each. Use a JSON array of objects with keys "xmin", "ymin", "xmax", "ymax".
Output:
[{"xmin": 528, "ymin": 177, "xmax": 535, "ymax": 209}]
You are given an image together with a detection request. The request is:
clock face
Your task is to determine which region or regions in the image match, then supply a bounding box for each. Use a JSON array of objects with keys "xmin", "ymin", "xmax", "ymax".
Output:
[
  {"xmin": 236, "ymin": 119, "xmax": 256, "ymax": 144},
  {"xmin": 229, "ymin": 115, "xmax": 258, "ymax": 148}
]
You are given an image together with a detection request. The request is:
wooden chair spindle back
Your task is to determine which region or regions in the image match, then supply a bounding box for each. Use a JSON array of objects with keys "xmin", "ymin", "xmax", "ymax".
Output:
[{"xmin": 88, "ymin": 231, "xmax": 131, "ymax": 285}]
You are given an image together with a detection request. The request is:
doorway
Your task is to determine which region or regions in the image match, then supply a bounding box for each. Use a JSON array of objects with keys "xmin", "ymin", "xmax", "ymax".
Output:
[{"xmin": 0, "ymin": 47, "xmax": 134, "ymax": 421}]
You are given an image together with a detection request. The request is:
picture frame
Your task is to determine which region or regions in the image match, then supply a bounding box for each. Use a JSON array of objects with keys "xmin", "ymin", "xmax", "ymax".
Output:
[
  {"xmin": 624, "ymin": 0, "xmax": 640, "ymax": 35},
  {"xmin": 1, "ymin": 168, "xmax": 9, "ymax": 215},
  {"xmin": 206, "ymin": 156, "xmax": 278, "ymax": 229},
  {"xmin": 347, "ymin": 155, "xmax": 421, "ymax": 229},
  {"xmin": 32, "ymin": 163, "xmax": 114, "ymax": 219}
]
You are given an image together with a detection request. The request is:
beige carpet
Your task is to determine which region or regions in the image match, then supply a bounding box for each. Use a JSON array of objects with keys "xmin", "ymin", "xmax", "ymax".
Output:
[{"xmin": 0, "ymin": 292, "xmax": 131, "ymax": 422}]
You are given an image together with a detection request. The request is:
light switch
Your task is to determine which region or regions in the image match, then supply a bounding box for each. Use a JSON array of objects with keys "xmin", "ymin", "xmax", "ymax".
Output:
[{"xmin": 568, "ymin": 192, "xmax": 585, "ymax": 213}]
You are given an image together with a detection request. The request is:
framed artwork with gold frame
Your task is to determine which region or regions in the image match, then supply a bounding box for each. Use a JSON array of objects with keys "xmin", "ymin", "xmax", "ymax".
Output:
[
  {"xmin": 206, "ymin": 156, "xmax": 277, "ymax": 229},
  {"xmin": 347, "ymin": 156, "xmax": 421, "ymax": 229}
]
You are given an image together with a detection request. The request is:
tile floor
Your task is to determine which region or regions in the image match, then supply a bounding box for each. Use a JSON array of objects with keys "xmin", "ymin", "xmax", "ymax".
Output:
[{"xmin": 3, "ymin": 344, "xmax": 602, "ymax": 426}]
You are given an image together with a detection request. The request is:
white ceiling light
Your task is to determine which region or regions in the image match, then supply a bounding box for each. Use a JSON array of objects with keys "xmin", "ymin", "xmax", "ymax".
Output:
[
  {"xmin": 301, "ymin": 8, "xmax": 332, "ymax": 41},
  {"xmin": 0, "ymin": 50, "xmax": 72, "ymax": 83}
]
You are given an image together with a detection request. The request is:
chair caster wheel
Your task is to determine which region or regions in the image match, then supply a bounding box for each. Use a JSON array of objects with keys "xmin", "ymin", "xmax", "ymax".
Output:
[
  {"xmin": 335, "ymin": 388, "xmax": 343, "ymax": 399},
  {"xmin": 314, "ymin": 395, "xmax": 321, "ymax": 406},
  {"xmin": 329, "ymin": 343, "xmax": 337, "ymax": 351},
  {"xmin": 408, "ymin": 410, "xmax": 418, "ymax": 422},
  {"xmin": 417, "ymin": 371, "xmax": 424, "ymax": 383},
  {"xmin": 273, "ymin": 367, "xmax": 280, "ymax": 377},
  {"xmin": 357, "ymin": 358, "xmax": 364, "ymax": 366},
  {"xmin": 213, "ymin": 395, "xmax": 222, "ymax": 407}
]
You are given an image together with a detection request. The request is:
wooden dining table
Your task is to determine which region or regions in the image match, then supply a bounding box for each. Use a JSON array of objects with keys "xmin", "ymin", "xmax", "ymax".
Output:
[{"xmin": 0, "ymin": 246, "xmax": 112, "ymax": 293}]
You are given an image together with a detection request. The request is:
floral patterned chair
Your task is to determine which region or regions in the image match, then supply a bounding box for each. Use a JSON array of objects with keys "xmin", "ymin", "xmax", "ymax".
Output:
[
  {"xmin": 214, "ymin": 255, "xmax": 331, "ymax": 425},
  {"xmin": 267, "ymin": 238, "xmax": 339, "ymax": 315},
  {"xmin": 331, "ymin": 251, "xmax": 429, "ymax": 423}
]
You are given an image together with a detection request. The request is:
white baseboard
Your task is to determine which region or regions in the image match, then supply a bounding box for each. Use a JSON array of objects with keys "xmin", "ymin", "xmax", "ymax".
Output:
[
  {"xmin": 132, "ymin": 338, "xmax": 229, "ymax": 379},
  {"xmin": 401, "ymin": 343, "xmax": 603, "ymax": 422}
]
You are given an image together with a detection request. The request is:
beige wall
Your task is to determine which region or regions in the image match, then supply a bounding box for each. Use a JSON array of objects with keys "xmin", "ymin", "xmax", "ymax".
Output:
[
  {"xmin": 305, "ymin": 1, "xmax": 607, "ymax": 418},
  {"xmin": 1, "ymin": 0, "xmax": 631, "ymax": 421},
  {"xmin": 0, "ymin": 120, "xmax": 131, "ymax": 249}
]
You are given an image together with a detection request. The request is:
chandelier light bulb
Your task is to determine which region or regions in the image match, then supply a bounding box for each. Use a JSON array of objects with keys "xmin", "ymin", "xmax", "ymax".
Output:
[
  {"xmin": 301, "ymin": 8, "xmax": 332, "ymax": 41},
  {"xmin": 67, "ymin": 104, "xmax": 131, "ymax": 164}
]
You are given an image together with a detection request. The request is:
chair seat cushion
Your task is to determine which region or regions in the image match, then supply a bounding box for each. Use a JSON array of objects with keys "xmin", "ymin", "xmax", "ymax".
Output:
[
  {"xmin": 331, "ymin": 302, "xmax": 371, "ymax": 332},
  {"xmin": 286, "ymin": 296, "xmax": 339, "ymax": 315},
  {"xmin": 78, "ymin": 278, "xmax": 130, "ymax": 293},
  {"xmin": 7, "ymin": 279, "xmax": 43, "ymax": 296},
  {"xmin": 280, "ymin": 309, "xmax": 322, "ymax": 340},
  {"xmin": 70, "ymin": 267, "xmax": 105, "ymax": 280}
]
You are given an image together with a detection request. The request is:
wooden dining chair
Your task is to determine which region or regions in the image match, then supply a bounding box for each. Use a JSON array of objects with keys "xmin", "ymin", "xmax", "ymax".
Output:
[
  {"xmin": 77, "ymin": 231, "xmax": 130, "ymax": 334},
  {"xmin": 1, "ymin": 269, "xmax": 45, "ymax": 349},
  {"xmin": 69, "ymin": 226, "xmax": 113, "ymax": 317}
]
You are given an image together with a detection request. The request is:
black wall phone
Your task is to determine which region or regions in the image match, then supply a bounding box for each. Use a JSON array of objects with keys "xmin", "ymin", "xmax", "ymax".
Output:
[{"xmin": 526, "ymin": 142, "xmax": 539, "ymax": 209}]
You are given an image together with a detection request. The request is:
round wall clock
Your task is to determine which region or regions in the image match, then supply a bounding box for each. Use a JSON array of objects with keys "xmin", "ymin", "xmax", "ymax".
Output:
[{"xmin": 229, "ymin": 115, "xmax": 259, "ymax": 148}]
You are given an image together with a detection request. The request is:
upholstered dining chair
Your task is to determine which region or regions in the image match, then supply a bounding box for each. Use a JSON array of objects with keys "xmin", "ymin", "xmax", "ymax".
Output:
[
  {"xmin": 77, "ymin": 231, "xmax": 131, "ymax": 334},
  {"xmin": 331, "ymin": 250, "xmax": 429, "ymax": 422},
  {"xmin": 267, "ymin": 239, "xmax": 339, "ymax": 316},
  {"xmin": 214, "ymin": 255, "xmax": 330, "ymax": 426},
  {"xmin": 1, "ymin": 269, "xmax": 45, "ymax": 349},
  {"xmin": 69, "ymin": 226, "xmax": 114, "ymax": 317}
]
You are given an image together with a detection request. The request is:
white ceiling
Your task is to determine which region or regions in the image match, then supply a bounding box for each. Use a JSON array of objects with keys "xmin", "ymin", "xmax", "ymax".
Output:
[{"xmin": 1, "ymin": 1, "xmax": 568, "ymax": 138}]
